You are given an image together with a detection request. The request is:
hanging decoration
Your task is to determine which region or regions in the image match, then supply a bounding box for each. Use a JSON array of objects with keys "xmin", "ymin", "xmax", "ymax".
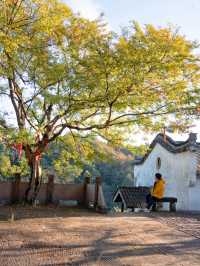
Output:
[{"xmin": 10, "ymin": 143, "xmax": 23, "ymax": 165}]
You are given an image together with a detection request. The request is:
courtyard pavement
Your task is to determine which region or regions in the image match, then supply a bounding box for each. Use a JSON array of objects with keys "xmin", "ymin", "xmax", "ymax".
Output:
[{"xmin": 0, "ymin": 207, "xmax": 200, "ymax": 266}]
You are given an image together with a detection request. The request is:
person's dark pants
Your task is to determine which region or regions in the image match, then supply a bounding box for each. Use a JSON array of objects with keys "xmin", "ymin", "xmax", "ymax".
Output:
[{"xmin": 146, "ymin": 194, "xmax": 158, "ymax": 210}]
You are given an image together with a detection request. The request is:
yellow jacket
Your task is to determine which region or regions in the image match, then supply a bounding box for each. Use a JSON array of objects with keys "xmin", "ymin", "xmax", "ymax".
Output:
[{"xmin": 151, "ymin": 179, "xmax": 165, "ymax": 199}]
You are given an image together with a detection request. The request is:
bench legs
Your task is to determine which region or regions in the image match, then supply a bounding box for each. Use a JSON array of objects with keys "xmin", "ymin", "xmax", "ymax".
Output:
[
  {"xmin": 152, "ymin": 203, "xmax": 157, "ymax": 212},
  {"xmin": 152, "ymin": 202, "xmax": 176, "ymax": 212},
  {"xmin": 152, "ymin": 202, "xmax": 162, "ymax": 212},
  {"xmin": 169, "ymin": 202, "xmax": 176, "ymax": 212}
]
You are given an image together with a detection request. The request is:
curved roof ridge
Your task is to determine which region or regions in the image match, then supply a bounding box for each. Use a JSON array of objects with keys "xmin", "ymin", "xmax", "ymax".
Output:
[
  {"xmin": 134, "ymin": 133, "xmax": 199, "ymax": 166},
  {"xmin": 152, "ymin": 133, "xmax": 189, "ymax": 147}
]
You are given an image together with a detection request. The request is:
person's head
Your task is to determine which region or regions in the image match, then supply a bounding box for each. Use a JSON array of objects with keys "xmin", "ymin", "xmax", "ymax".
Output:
[{"xmin": 155, "ymin": 173, "xmax": 162, "ymax": 181}]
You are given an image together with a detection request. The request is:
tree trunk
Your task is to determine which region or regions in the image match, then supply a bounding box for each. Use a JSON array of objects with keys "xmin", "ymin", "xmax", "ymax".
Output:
[
  {"xmin": 32, "ymin": 157, "xmax": 42, "ymax": 203},
  {"xmin": 11, "ymin": 173, "xmax": 21, "ymax": 204},
  {"xmin": 24, "ymin": 157, "xmax": 42, "ymax": 204}
]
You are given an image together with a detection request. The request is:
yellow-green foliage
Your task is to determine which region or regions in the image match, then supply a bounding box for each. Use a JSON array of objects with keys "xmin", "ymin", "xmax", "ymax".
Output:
[
  {"xmin": 0, "ymin": 153, "xmax": 29, "ymax": 178},
  {"xmin": 0, "ymin": 0, "xmax": 200, "ymax": 184}
]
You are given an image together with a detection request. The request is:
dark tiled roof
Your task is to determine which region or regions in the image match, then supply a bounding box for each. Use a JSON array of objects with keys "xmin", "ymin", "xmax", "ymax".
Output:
[
  {"xmin": 134, "ymin": 133, "xmax": 200, "ymax": 165},
  {"xmin": 113, "ymin": 186, "xmax": 150, "ymax": 208}
]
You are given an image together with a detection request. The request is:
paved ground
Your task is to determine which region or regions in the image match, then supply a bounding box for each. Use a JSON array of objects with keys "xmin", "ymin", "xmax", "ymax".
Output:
[{"xmin": 0, "ymin": 207, "xmax": 200, "ymax": 266}]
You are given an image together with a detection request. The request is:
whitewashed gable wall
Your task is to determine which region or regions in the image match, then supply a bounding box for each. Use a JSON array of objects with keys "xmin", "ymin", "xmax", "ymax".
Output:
[{"xmin": 134, "ymin": 143, "xmax": 198, "ymax": 210}]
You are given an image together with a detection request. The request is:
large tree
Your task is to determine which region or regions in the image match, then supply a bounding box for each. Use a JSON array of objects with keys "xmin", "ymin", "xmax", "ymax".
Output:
[{"xmin": 0, "ymin": 0, "xmax": 200, "ymax": 202}]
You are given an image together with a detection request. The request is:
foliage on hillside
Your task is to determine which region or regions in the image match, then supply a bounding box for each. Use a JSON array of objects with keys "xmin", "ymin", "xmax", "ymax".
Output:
[{"xmin": 0, "ymin": 137, "xmax": 147, "ymax": 205}]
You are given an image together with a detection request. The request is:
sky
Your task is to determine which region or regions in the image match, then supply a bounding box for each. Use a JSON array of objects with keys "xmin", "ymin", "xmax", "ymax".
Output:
[
  {"xmin": 64, "ymin": 0, "xmax": 200, "ymax": 40},
  {"xmin": 64, "ymin": 0, "xmax": 200, "ymax": 144}
]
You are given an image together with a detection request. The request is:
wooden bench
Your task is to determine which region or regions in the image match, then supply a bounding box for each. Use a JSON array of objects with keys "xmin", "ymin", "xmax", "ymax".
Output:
[{"xmin": 152, "ymin": 197, "xmax": 177, "ymax": 212}]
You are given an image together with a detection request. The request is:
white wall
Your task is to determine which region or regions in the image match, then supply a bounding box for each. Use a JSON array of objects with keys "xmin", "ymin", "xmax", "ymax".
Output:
[
  {"xmin": 134, "ymin": 143, "xmax": 198, "ymax": 211},
  {"xmin": 189, "ymin": 179, "xmax": 200, "ymax": 211}
]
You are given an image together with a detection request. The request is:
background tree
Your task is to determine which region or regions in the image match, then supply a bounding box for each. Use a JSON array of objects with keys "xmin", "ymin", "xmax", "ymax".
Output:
[
  {"xmin": 0, "ymin": 0, "xmax": 200, "ymax": 202},
  {"xmin": 43, "ymin": 135, "xmax": 136, "ymax": 206}
]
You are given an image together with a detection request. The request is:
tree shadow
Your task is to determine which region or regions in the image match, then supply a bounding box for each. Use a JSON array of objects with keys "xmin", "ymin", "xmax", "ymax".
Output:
[
  {"xmin": 0, "ymin": 209, "xmax": 200, "ymax": 265},
  {"xmin": 0, "ymin": 227, "xmax": 200, "ymax": 265},
  {"xmin": 67, "ymin": 232, "xmax": 200, "ymax": 265},
  {"xmin": 0, "ymin": 205, "xmax": 103, "ymax": 221}
]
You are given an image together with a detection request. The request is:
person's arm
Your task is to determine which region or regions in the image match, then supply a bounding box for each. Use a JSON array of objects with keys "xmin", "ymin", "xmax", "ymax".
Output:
[{"xmin": 151, "ymin": 182, "xmax": 156, "ymax": 195}]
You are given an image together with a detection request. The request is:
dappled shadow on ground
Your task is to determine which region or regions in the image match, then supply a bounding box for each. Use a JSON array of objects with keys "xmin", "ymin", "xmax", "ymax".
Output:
[
  {"xmin": 1, "ymin": 205, "xmax": 200, "ymax": 221},
  {"xmin": 149, "ymin": 210, "xmax": 200, "ymax": 219},
  {"xmin": 149, "ymin": 211, "xmax": 200, "ymax": 239},
  {"xmin": 0, "ymin": 205, "xmax": 101, "ymax": 221},
  {"xmin": 0, "ymin": 228, "xmax": 200, "ymax": 265},
  {"xmin": 0, "ymin": 209, "xmax": 200, "ymax": 265},
  {"xmin": 112, "ymin": 210, "xmax": 200, "ymax": 219}
]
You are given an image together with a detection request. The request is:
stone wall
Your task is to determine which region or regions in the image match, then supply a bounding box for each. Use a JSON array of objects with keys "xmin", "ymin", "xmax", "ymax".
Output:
[
  {"xmin": 0, "ymin": 181, "xmax": 84, "ymax": 204},
  {"xmin": 0, "ymin": 177, "xmax": 107, "ymax": 209}
]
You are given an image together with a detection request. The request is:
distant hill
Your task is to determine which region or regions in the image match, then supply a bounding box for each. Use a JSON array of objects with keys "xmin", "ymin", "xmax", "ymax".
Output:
[{"xmin": 94, "ymin": 140, "xmax": 134, "ymax": 161}]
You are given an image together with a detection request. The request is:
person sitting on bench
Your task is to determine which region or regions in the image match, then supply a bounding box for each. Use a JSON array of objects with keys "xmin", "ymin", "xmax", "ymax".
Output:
[{"xmin": 146, "ymin": 173, "xmax": 165, "ymax": 210}]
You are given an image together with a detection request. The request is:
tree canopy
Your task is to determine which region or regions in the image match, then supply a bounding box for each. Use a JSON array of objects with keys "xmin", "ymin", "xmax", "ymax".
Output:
[{"xmin": 0, "ymin": 0, "xmax": 200, "ymax": 201}]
